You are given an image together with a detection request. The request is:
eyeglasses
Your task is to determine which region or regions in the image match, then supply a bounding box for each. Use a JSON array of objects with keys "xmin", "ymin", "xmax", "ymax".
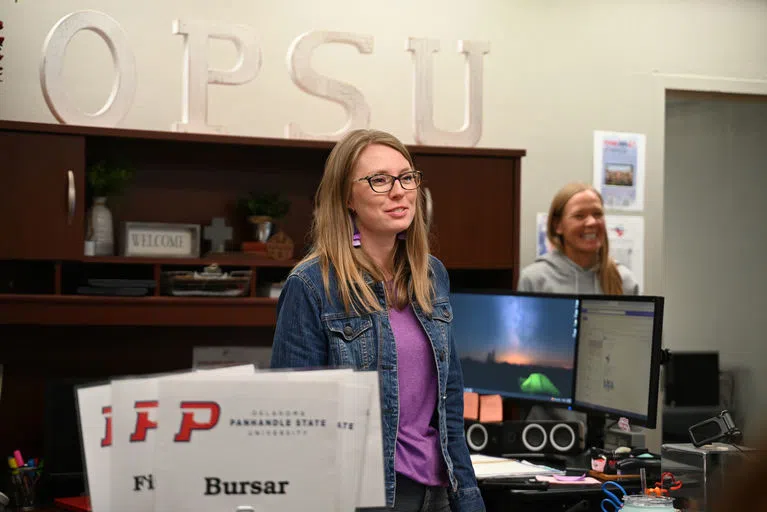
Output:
[{"xmin": 357, "ymin": 171, "xmax": 422, "ymax": 193}]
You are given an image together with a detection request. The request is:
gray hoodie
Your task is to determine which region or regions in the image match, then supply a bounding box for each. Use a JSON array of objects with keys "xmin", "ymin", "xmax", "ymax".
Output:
[{"xmin": 517, "ymin": 249, "xmax": 639, "ymax": 295}]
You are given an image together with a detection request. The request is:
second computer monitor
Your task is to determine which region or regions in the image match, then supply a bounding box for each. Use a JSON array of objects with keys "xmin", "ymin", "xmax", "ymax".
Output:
[
  {"xmin": 572, "ymin": 296, "xmax": 664, "ymax": 428},
  {"xmin": 450, "ymin": 291, "xmax": 579, "ymax": 406}
]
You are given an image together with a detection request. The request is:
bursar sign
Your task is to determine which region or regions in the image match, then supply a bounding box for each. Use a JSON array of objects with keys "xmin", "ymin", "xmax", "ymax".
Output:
[{"xmin": 39, "ymin": 11, "xmax": 490, "ymax": 146}]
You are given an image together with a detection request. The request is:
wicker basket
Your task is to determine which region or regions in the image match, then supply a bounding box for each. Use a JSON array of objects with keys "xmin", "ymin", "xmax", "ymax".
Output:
[{"xmin": 266, "ymin": 231, "xmax": 294, "ymax": 260}]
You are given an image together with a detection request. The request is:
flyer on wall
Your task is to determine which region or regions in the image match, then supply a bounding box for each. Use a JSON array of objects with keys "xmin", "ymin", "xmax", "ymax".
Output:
[{"xmin": 593, "ymin": 131, "xmax": 646, "ymax": 211}]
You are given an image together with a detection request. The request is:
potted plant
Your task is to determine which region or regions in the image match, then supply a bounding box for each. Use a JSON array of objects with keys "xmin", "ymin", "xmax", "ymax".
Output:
[
  {"xmin": 86, "ymin": 159, "xmax": 135, "ymax": 255},
  {"xmin": 88, "ymin": 159, "xmax": 135, "ymax": 198},
  {"xmin": 239, "ymin": 192, "xmax": 290, "ymax": 242}
]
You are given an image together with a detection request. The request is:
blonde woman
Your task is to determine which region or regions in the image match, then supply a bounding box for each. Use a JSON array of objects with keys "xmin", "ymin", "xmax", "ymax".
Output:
[
  {"xmin": 518, "ymin": 182, "xmax": 639, "ymax": 295},
  {"xmin": 271, "ymin": 129, "xmax": 484, "ymax": 512}
]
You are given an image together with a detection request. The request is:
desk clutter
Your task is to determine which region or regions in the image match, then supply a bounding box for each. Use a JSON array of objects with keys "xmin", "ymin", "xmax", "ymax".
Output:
[
  {"xmin": 590, "ymin": 446, "xmax": 662, "ymax": 481},
  {"xmin": 471, "ymin": 453, "xmax": 564, "ymax": 480},
  {"xmin": 69, "ymin": 365, "xmax": 385, "ymax": 512},
  {"xmin": 6, "ymin": 450, "xmax": 41, "ymax": 511},
  {"xmin": 162, "ymin": 264, "xmax": 251, "ymax": 297}
]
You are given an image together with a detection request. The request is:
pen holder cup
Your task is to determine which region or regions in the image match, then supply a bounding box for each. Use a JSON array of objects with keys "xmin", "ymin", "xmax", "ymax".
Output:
[{"xmin": 9, "ymin": 467, "xmax": 39, "ymax": 511}]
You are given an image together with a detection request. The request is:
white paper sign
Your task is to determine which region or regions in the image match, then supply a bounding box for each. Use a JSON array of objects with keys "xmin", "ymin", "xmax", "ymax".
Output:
[
  {"xmin": 153, "ymin": 377, "xmax": 341, "ymax": 512},
  {"xmin": 75, "ymin": 383, "xmax": 112, "ymax": 512},
  {"xmin": 109, "ymin": 365, "xmax": 255, "ymax": 512},
  {"xmin": 605, "ymin": 215, "xmax": 645, "ymax": 292},
  {"xmin": 593, "ymin": 131, "xmax": 647, "ymax": 211},
  {"xmin": 244, "ymin": 369, "xmax": 384, "ymax": 510},
  {"xmin": 356, "ymin": 372, "xmax": 385, "ymax": 508}
]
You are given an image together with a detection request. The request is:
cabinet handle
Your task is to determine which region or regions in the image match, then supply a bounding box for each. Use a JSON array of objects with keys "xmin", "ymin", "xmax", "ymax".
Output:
[{"xmin": 67, "ymin": 170, "xmax": 75, "ymax": 225}]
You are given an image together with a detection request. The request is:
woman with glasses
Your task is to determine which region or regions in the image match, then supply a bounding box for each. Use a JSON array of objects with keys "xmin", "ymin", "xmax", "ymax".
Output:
[{"xmin": 271, "ymin": 129, "xmax": 485, "ymax": 512}]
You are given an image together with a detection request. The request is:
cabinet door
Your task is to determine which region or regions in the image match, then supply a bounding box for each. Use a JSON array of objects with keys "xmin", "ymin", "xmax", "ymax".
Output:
[
  {"xmin": 0, "ymin": 131, "xmax": 86, "ymax": 259},
  {"xmin": 416, "ymin": 154, "xmax": 520, "ymax": 269}
]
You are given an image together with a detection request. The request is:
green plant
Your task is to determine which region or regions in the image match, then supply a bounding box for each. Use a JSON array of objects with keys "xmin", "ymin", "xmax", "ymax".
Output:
[
  {"xmin": 87, "ymin": 159, "xmax": 135, "ymax": 197},
  {"xmin": 241, "ymin": 192, "xmax": 290, "ymax": 220}
]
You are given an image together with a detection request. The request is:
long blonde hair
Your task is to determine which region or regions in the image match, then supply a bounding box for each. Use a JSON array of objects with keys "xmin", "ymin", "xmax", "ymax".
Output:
[
  {"xmin": 546, "ymin": 182, "xmax": 623, "ymax": 295},
  {"xmin": 300, "ymin": 129, "xmax": 433, "ymax": 314}
]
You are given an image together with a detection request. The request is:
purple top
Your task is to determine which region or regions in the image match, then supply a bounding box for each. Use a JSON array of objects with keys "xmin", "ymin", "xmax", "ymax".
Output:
[{"xmin": 389, "ymin": 304, "xmax": 448, "ymax": 487}]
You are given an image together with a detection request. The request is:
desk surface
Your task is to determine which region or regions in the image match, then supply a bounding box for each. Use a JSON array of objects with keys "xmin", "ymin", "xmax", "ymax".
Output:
[{"xmin": 479, "ymin": 478, "xmax": 640, "ymax": 512}]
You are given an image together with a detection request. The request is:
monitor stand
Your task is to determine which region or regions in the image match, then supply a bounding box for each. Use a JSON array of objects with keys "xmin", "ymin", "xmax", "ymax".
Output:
[{"xmin": 586, "ymin": 412, "xmax": 607, "ymax": 450}]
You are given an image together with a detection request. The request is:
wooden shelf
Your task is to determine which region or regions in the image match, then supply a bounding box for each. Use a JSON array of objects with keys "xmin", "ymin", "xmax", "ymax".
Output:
[
  {"xmin": 0, "ymin": 294, "xmax": 279, "ymax": 326},
  {"xmin": 80, "ymin": 255, "xmax": 298, "ymax": 267},
  {"xmin": 0, "ymin": 120, "xmax": 527, "ymax": 159}
]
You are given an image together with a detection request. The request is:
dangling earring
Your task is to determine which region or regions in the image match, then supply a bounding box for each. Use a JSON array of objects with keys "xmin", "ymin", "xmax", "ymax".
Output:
[{"xmin": 351, "ymin": 213, "xmax": 361, "ymax": 247}]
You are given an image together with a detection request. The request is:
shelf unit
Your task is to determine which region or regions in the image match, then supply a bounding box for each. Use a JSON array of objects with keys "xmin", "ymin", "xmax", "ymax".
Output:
[
  {"xmin": 0, "ymin": 119, "xmax": 524, "ymax": 328},
  {"xmin": 0, "ymin": 294, "xmax": 280, "ymax": 326},
  {"xmin": 0, "ymin": 255, "xmax": 297, "ymax": 326}
]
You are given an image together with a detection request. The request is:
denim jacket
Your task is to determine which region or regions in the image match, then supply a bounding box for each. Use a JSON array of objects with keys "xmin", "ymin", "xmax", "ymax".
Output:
[{"xmin": 270, "ymin": 255, "xmax": 485, "ymax": 512}]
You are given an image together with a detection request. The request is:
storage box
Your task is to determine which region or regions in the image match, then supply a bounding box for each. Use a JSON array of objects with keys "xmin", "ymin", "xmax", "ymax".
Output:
[{"xmin": 661, "ymin": 442, "xmax": 751, "ymax": 511}]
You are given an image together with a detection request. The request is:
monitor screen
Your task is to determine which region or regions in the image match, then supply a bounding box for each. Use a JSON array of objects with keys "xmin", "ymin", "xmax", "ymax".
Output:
[
  {"xmin": 450, "ymin": 291, "xmax": 580, "ymax": 406},
  {"xmin": 573, "ymin": 296, "xmax": 664, "ymax": 428}
]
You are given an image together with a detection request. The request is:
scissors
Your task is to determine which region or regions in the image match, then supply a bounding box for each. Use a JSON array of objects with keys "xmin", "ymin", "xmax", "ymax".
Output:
[{"xmin": 601, "ymin": 481, "xmax": 628, "ymax": 512}]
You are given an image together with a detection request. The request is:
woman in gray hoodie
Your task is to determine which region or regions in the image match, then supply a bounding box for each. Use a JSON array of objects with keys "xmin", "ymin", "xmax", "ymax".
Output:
[{"xmin": 518, "ymin": 182, "xmax": 639, "ymax": 295}]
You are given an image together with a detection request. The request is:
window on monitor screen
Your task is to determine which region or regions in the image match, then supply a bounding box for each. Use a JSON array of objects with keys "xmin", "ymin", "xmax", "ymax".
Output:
[
  {"xmin": 450, "ymin": 291, "xmax": 579, "ymax": 407},
  {"xmin": 573, "ymin": 297, "xmax": 663, "ymax": 428}
]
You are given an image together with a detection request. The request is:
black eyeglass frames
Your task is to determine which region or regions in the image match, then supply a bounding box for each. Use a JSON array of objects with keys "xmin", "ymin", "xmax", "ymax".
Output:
[{"xmin": 356, "ymin": 170, "xmax": 423, "ymax": 193}]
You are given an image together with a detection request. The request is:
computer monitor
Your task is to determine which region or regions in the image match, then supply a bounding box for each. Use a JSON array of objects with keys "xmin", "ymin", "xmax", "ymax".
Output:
[
  {"xmin": 572, "ymin": 296, "xmax": 664, "ymax": 428},
  {"xmin": 450, "ymin": 291, "xmax": 580, "ymax": 406},
  {"xmin": 42, "ymin": 377, "xmax": 95, "ymax": 503}
]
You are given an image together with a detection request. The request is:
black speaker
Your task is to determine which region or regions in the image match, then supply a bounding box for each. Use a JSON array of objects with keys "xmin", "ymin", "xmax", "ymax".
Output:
[
  {"xmin": 465, "ymin": 420, "xmax": 585, "ymax": 455},
  {"xmin": 665, "ymin": 351, "xmax": 720, "ymax": 407}
]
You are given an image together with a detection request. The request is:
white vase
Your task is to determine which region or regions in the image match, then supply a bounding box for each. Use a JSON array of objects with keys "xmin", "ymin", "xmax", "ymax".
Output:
[{"xmin": 88, "ymin": 196, "xmax": 114, "ymax": 256}]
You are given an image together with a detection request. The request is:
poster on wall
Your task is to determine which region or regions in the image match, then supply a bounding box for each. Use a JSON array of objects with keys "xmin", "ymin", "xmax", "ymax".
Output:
[
  {"xmin": 536, "ymin": 212, "xmax": 552, "ymax": 257},
  {"xmin": 605, "ymin": 215, "xmax": 644, "ymax": 291},
  {"xmin": 593, "ymin": 131, "xmax": 646, "ymax": 211},
  {"xmin": 535, "ymin": 213, "xmax": 644, "ymax": 291}
]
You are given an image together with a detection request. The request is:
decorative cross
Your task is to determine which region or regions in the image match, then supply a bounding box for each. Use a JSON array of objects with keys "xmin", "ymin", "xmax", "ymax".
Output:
[{"xmin": 203, "ymin": 217, "xmax": 233, "ymax": 253}]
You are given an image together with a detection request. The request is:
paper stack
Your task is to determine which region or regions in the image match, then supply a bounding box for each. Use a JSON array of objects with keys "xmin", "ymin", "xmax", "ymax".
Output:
[{"xmin": 75, "ymin": 365, "xmax": 385, "ymax": 512}]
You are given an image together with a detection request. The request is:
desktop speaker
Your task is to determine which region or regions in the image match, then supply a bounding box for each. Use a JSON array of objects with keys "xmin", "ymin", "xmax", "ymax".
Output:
[{"xmin": 465, "ymin": 420, "xmax": 585, "ymax": 456}]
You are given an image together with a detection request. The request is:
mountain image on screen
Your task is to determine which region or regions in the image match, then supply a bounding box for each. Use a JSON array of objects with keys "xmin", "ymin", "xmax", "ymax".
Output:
[
  {"xmin": 450, "ymin": 293, "xmax": 579, "ymax": 404},
  {"xmin": 459, "ymin": 351, "xmax": 572, "ymax": 402},
  {"xmin": 519, "ymin": 373, "xmax": 561, "ymax": 396}
]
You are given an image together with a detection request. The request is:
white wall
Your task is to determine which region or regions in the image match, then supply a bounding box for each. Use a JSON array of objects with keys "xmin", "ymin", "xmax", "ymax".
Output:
[
  {"xmin": 664, "ymin": 94, "xmax": 767, "ymax": 442},
  {"xmin": 2, "ymin": 0, "xmax": 767, "ymax": 444}
]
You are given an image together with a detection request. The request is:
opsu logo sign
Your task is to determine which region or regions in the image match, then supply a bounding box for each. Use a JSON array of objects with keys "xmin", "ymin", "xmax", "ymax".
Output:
[
  {"xmin": 173, "ymin": 401, "xmax": 221, "ymax": 442},
  {"xmin": 99, "ymin": 401, "xmax": 221, "ymax": 446}
]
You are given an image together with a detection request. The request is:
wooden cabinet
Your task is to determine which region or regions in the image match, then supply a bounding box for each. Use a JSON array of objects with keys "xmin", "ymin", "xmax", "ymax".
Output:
[
  {"xmin": 418, "ymin": 152, "xmax": 520, "ymax": 269},
  {"xmin": 0, "ymin": 120, "xmax": 524, "ymax": 326},
  {"xmin": 0, "ymin": 131, "xmax": 85, "ymax": 259}
]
